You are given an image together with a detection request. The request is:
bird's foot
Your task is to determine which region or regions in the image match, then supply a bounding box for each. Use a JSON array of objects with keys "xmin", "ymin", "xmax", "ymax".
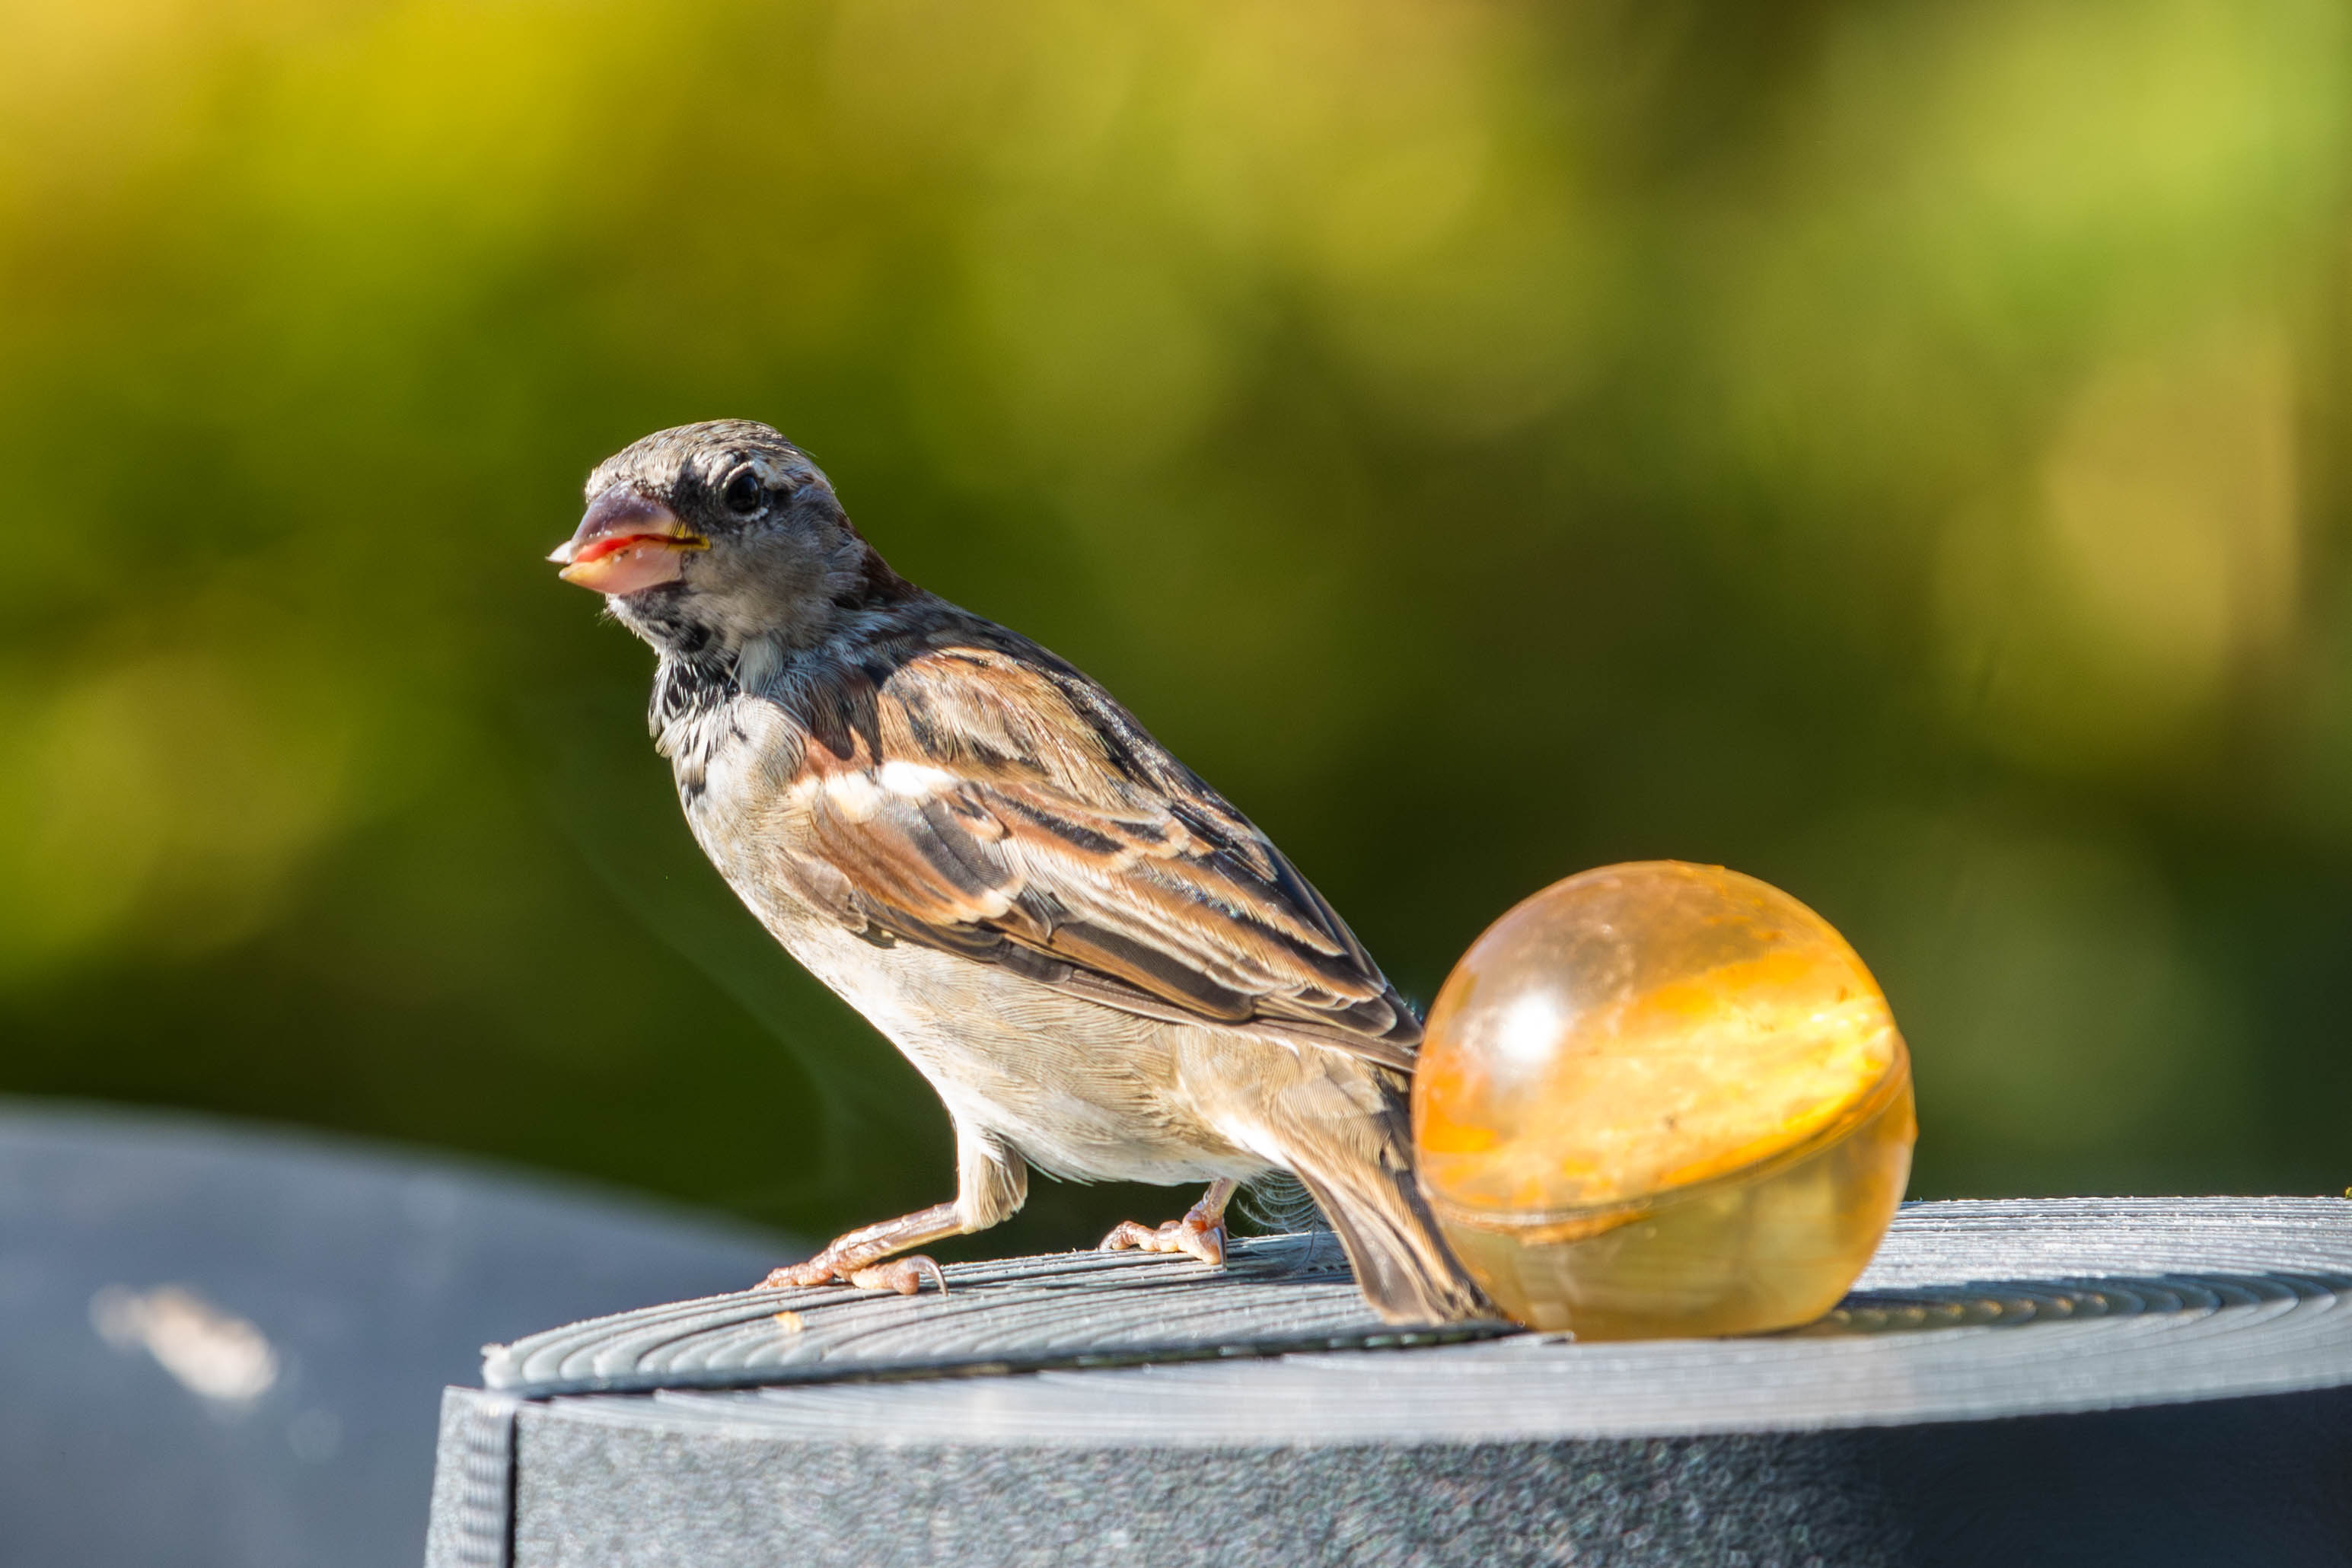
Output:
[
  {"xmin": 762, "ymin": 1251, "xmax": 948, "ymax": 1296},
  {"xmin": 755, "ymin": 1200, "xmax": 962, "ymax": 1296},
  {"xmin": 1098, "ymin": 1213, "xmax": 1227, "ymax": 1267}
]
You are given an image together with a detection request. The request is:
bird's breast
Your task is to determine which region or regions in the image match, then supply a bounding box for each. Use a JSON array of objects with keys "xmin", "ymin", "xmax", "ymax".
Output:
[{"xmin": 656, "ymin": 690, "xmax": 1273, "ymax": 1186}]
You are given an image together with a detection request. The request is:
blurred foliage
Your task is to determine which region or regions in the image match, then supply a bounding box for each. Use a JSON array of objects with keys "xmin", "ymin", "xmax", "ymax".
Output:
[{"xmin": 3, "ymin": 0, "xmax": 2350, "ymax": 1253}]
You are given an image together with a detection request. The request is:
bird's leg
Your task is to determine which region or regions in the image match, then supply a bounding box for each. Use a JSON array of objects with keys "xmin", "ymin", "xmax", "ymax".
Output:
[
  {"xmin": 1098, "ymin": 1178, "xmax": 1237, "ymax": 1267},
  {"xmin": 761, "ymin": 1127, "xmax": 1027, "ymax": 1296},
  {"xmin": 763, "ymin": 1203, "xmax": 961, "ymax": 1296}
]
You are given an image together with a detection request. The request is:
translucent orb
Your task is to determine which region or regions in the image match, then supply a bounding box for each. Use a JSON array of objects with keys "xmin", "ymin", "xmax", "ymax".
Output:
[{"xmin": 1413, "ymin": 861, "xmax": 1916, "ymax": 1338}]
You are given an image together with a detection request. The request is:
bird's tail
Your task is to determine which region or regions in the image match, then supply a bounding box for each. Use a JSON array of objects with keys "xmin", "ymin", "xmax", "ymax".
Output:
[{"xmin": 1280, "ymin": 1071, "xmax": 1495, "ymax": 1324}]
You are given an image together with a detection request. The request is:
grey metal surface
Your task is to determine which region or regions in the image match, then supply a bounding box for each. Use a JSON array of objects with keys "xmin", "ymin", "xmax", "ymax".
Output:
[
  {"xmin": 423, "ymin": 1392, "xmax": 519, "ymax": 1568},
  {"xmin": 483, "ymin": 1230, "xmax": 1505, "ymax": 1398},
  {"xmin": 0, "ymin": 1100, "xmax": 791, "ymax": 1568},
  {"xmin": 432, "ymin": 1198, "xmax": 2352, "ymax": 1567},
  {"xmin": 478, "ymin": 1198, "xmax": 2352, "ymax": 1434},
  {"xmin": 438, "ymin": 1382, "xmax": 2352, "ymax": 1568}
]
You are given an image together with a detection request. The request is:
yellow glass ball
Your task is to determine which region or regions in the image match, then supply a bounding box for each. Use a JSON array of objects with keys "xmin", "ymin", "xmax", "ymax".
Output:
[{"xmin": 1413, "ymin": 860, "xmax": 1916, "ymax": 1338}]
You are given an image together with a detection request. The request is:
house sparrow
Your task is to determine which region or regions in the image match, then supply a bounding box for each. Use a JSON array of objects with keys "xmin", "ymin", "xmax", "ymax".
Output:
[{"xmin": 550, "ymin": 420, "xmax": 1489, "ymax": 1324}]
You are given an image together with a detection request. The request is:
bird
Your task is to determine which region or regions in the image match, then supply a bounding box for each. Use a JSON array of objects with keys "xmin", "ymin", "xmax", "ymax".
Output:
[{"xmin": 549, "ymin": 419, "xmax": 1490, "ymax": 1323}]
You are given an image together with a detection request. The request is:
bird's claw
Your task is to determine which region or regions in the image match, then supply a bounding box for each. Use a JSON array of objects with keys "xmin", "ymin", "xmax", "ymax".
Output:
[
  {"xmin": 852, "ymin": 1256, "xmax": 948, "ymax": 1296},
  {"xmin": 1098, "ymin": 1215, "xmax": 1227, "ymax": 1267},
  {"xmin": 762, "ymin": 1252, "xmax": 948, "ymax": 1296}
]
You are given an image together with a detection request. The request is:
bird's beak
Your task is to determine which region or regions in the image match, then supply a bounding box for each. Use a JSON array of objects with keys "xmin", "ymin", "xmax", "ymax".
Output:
[{"xmin": 550, "ymin": 486, "xmax": 708, "ymax": 595}]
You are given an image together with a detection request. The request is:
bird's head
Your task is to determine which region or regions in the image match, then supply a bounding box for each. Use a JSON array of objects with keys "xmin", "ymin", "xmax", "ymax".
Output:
[{"xmin": 551, "ymin": 420, "xmax": 904, "ymax": 657}]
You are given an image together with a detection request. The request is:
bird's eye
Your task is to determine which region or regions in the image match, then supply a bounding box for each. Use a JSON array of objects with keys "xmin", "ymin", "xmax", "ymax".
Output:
[{"xmin": 721, "ymin": 468, "xmax": 764, "ymax": 516}]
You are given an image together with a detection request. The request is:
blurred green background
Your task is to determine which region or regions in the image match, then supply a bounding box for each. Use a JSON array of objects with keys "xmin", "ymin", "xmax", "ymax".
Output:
[{"xmin": 4, "ymin": 0, "xmax": 2348, "ymax": 1257}]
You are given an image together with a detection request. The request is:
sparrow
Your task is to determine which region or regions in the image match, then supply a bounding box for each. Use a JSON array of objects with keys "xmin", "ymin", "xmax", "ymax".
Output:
[{"xmin": 550, "ymin": 420, "xmax": 1489, "ymax": 1323}]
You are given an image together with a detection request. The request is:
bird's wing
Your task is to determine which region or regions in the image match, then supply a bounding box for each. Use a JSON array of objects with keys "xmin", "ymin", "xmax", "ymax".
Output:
[{"xmin": 771, "ymin": 639, "xmax": 1421, "ymax": 1069}]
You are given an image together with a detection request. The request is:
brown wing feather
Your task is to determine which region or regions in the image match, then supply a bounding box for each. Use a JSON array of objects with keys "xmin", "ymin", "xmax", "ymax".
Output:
[{"xmin": 780, "ymin": 639, "xmax": 1420, "ymax": 1068}]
